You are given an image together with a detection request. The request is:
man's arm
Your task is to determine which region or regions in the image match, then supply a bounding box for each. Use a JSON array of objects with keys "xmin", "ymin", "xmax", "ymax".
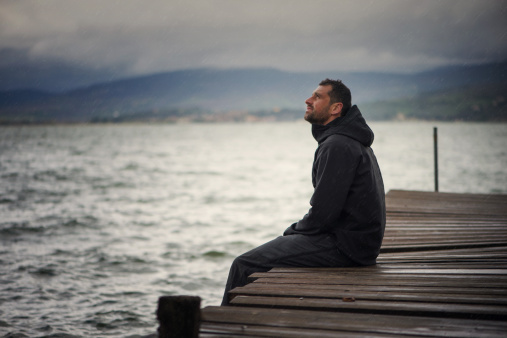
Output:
[{"xmin": 284, "ymin": 137, "xmax": 359, "ymax": 236}]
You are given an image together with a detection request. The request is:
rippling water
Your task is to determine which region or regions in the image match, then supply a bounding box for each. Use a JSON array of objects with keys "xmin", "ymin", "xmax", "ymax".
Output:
[{"xmin": 1, "ymin": 121, "xmax": 506, "ymax": 337}]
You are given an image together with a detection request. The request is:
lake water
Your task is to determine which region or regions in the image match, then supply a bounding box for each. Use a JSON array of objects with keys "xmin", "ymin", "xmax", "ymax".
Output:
[{"xmin": 1, "ymin": 121, "xmax": 506, "ymax": 337}]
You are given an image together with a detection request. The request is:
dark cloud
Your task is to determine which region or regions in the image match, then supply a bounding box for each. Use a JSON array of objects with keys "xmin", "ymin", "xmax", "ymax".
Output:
[{"xmin": 0, "ymin": 0, "xmax": 506, "ymax": 90}]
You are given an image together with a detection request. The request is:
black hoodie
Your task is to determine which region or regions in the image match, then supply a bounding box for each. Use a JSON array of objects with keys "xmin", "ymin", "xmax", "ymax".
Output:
[{"xmin": 283, "ymin": 105, "xmax": 386, "ymax": 265}]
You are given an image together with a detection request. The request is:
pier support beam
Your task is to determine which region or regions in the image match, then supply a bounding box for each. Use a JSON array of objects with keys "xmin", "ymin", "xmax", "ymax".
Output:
[
  {"xmin": 433, "ymin": 127, "xmax": 439, "ymax": 192},
  {"xmin": 157, "ymin": 295, "xmax": 201, "ymax": 338}
]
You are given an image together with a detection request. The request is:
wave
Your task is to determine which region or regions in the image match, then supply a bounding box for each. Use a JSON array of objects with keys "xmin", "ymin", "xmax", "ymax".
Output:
[{"xmin": 0, "ymin": 222, "xmax": 45, "ymax": 236}]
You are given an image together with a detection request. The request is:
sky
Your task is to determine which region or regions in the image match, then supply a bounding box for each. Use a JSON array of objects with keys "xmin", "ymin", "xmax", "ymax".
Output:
[{"xmin": 1, "ymin": 0, "xmax": 507, "ymax": 90}]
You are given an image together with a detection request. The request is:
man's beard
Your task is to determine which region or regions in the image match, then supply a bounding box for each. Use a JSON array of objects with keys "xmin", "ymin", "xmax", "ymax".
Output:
[{"xmin": 304, "ymin": 107, "xmax": 331, "ymax": 125}]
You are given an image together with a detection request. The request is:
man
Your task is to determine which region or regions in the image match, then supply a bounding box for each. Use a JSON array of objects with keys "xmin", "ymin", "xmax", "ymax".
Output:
[{"xmin": 221, "ymin": 78, "xmax": 386, "ymax": 306}]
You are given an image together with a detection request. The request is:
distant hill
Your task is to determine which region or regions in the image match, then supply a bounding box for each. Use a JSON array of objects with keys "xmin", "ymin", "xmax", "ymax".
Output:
[
  {"xmin": 0, "ymin": 62, "xmax": 506, "ymax": 123},
  {"xmin": 362, "ymin": 83, "xmax": 507, "ymax": 121}
]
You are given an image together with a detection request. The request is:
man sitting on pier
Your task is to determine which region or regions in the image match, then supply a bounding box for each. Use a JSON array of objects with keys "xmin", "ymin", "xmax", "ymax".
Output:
[{"xmin": 221, "ymin": 79, "xmax": 386, "ymax": 305}]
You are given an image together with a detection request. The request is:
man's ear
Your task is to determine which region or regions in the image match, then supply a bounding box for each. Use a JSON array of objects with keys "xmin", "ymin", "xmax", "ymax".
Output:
[{"xmin": 331, "ymin": 102, "xmax": 343, "ymax": 117}]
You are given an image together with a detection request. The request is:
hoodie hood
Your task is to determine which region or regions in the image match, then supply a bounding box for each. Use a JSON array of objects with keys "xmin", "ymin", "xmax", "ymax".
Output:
[{"xmin": 311, "ymin": 105, "xmax": 374, "ymax": 146}]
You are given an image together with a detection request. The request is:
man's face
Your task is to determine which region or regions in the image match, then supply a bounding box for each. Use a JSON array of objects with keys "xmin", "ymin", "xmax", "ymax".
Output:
[{"xmin": 304, "ymin": 85, "xmax": 334, "ymax": 125}]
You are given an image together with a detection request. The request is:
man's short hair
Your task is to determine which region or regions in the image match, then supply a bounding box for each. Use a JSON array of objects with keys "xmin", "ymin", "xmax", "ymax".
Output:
[{"xmin": 319, "ymin": 78, "xmax": 352, "ymax": 115}]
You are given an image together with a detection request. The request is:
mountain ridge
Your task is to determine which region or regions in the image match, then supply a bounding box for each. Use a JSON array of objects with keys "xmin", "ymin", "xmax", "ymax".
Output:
[{"xmin": 1, "ymin": 61, "xmax": 506, "ymax": 123}]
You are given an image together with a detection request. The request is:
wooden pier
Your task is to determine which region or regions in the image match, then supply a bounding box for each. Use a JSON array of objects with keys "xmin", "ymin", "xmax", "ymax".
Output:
[{"xmin": 167, "ymin": 190, "xmax": 507, "ymax": 337}]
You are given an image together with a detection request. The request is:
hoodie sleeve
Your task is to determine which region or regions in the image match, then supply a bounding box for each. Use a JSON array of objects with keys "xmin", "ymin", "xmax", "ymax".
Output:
[{"xmin": 284, "ymin": 136, "xmax": 359, "ymax": 236}]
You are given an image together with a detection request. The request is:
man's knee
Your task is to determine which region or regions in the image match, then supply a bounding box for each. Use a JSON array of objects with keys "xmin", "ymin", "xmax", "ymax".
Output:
[
  {"xmin": 230, "ymin": 246, "xmax": 272, "ymax": 275},
  {"xmin": 230, "ymin": 255, "xmax": 243, "ymax": 270},
  {"xmin": 232, "ymin": 252, "xmax": 255, "ymax": 270}
]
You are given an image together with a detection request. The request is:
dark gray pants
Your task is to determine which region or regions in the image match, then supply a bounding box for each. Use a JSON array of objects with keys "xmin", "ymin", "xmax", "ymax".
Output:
[{"xmin": 221, "ymin": 233, "xmax": 357, "ymax": 305}]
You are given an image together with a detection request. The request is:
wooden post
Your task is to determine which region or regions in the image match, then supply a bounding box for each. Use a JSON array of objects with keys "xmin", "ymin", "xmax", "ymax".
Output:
[
  {"xmin": 157, "ymin": 296, "xmax": 201, "ymax": 338},
  {"xmin": 433, "ymin": 127, "xmax": 439, "ymax": 192}
]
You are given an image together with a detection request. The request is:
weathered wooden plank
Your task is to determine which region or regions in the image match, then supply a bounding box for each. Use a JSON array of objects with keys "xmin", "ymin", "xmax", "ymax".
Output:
[
  {"xmin": 200, "ymin": 322, "xmax": 396, "ymax": 337},
  {"xmin": 381, "ymin": 239, "xmax": 507, "ymax": 246},
  {"xmin": 271, "ymin": 263, "xmax": 507, "ymax": 271},
  {"xmin": 387, "ymin": 215, "xmax": 507, "ymax": 222},
  {"xmin": 241, "ymin": 282, "xmax": 507, "ymax": 296},
  {"xmin": 377, "ymin": 245, "xmax": 507, "ymax": 261},
  {"xmin": 383, "ymin": 231, "xmax": 507, "ymax": 237},
  {"xmin": 377, "ymin": 254, "xmax": 507, "ymax": 262},
  {"xmin": 201, "ymin": 306, "xmax": 507, "ymax": 337},
  {"xmin": 376, "ymin": 255, "xmax": 507, "ymax": 264},
  {"xmin": 248, "ymin": 277, "xmax": 507, "ymax": 289},
  {"xmin": 230, "ymin": 295, "xmax": 507, "ymax": 320},
  {"xmin": 270, "ymin": 266, "xmax": 507, "ymax": 275},
  {"xmin": 383, "ymin": 234, "xmax": 507, "ymax": 240},
  {"xmin": 249, "ymin": 271, "xmax": 507, "ymax": 282},
  {"xmin": 385, "ymin": 190, "xmax": 507, "ymax": 216},
  {"xmin": 229, "ymin": 286, "xmax": 507, "ymax": 305},
  {"xmin": 380, "ymin": 243, "xmax": 507, "ymax": 253},
  {"xmin": 386, "ymin": 189, "xmax": 507, "ymax": 203}
]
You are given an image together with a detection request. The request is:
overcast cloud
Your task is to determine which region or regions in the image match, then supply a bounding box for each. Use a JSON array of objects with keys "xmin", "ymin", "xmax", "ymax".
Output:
[{"xmin": 1, "ymin": 0, "xmax": 506, "ymax": 78}]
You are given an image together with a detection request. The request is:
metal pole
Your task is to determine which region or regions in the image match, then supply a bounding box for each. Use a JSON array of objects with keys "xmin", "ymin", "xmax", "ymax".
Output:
[{"xmin": 433, "ymin": 127, "xmax": 439, "ymax": 192}]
